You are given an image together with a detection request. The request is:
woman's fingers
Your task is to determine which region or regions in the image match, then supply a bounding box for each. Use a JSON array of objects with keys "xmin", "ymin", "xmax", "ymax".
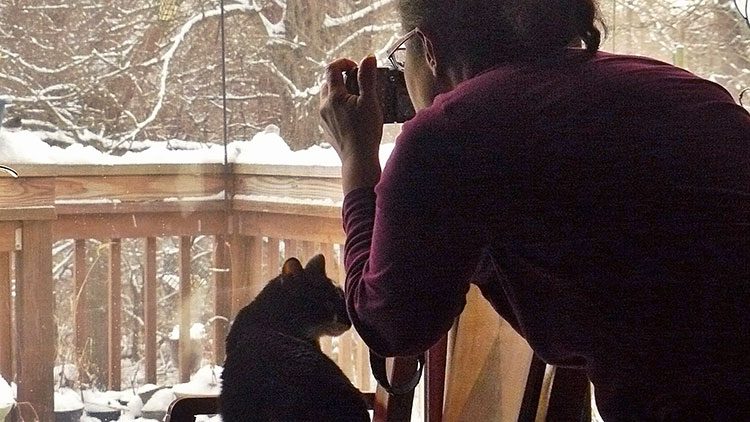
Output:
[
  {"xmin": 357, "ymin": 55, "xmax": 378, "ymax": 102},
  {"xmin": 320, "ymin": 56, "xmax": 384, "ymax": 166},
  {"xmin": 325, "ymin": 58, "xmax": 358, "ymax": 96}
]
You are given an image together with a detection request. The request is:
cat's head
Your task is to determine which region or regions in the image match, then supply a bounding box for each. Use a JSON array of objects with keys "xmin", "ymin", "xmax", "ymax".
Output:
[{"xmin": 279, "ymin": 254, "xmax": 352, "ymax": 338}]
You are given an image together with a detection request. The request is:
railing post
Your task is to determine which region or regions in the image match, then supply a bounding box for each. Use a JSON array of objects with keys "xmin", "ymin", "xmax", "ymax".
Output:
[
  {"xmin": 179, "ymin": 236, "xmax": 193, "ymax": 383},
  {"xmin": 0, "ymin": 251, "xmax": 12, "ymax": 382},
  {"xmin": 229, "ymin": 234, "xmax": 250, "ymax": 317},
  {"xmin": 302, "ymin": 240, "xmax": 316, "ymax": 261},
  {"xmin": 15, "ymin": 220, "xmax": 55, "ymax": 421},
  {"xmin": 247, "ymin": 236, "xmax": 263, "ymax": 301},
  {"xmin": 425, "ymin": 335, "xmax": 448, "ymax": 422},
  {"xmin": 229, "ymin": 234, "xmax": 262, "ymax": 317},
  {"xmin": 212, "ymin": 235, "xmax": 230, "ymax": 366},
  {"xmin": 285, "ymin": 239, "xmax": 299, "ymax": 261},
  {"xmin": 319, "ymin": 242, "xmax": 334, "ymax": 356},
  {"xmin": 335, "ymin": 249, "xmax": 355, "ymax": 382},
  {"xmin": 73, "ymin": 239, "xmax": 89, "ymax": 385},
  {"xmin": 108, "ymin": 239, "xmax": 122, "ymax": 390},
  {"xmin": 358, "ymin": 336, "xmax": 372, "ymax": 392},
  {"xmin": 144, "ymin": 237, "xmax": 158, "ymax": 384},
  {"xmin": 265, "ymin": 237, "xmax": 280, "ymax": 279}
]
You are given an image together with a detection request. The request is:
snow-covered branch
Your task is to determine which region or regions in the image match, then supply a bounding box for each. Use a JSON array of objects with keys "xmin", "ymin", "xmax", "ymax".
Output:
[
  {"xmin": 327, "ymin": 23, "xmax": 400, "ymax": 58},
  {"xmin": 122, "ymin": 3, "xmax": 263, "ymax": 142},
  {"xmin": 262, "ymin": 61, "xmax": 321, "ymax": 100},
  {"xmin": 0, "ymin": 46, "xmax": 89, "ymax": 74},
  {"xmin": 324, "ymin": 0, "xmax": 396, "ymax": 27}
]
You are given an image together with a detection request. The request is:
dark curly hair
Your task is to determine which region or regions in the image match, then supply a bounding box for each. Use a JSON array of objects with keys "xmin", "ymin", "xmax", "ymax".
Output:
[{"xmin": 399, "ymin": 0, "xmax": 604, "ymax": 71}]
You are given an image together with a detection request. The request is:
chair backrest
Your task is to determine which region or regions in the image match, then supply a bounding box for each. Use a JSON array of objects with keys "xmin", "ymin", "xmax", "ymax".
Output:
[
  {"xmin": 518, "ymin": 356, "xmax": 591, "ymax": 421},
  {"xmin": 164, "ymin": 396, "xmax": 219, "ymax": 422},
  {"xmin": 163, "ymin": 353, "xmax": 589, "ymax": 422}
]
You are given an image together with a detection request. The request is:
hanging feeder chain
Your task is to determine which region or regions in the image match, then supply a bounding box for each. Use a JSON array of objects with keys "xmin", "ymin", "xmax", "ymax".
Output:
[
  {"xmin": 740, "ymin": 87, "xmax": 749, "ymax": 107},
  {"xmin": 220, "ymin": 0, "xmax": 231, "ymax": 211},
  {"xmin": 733, "ymin": 0, "xmax": 750, "ymax": 29},
  {"xmin": 0, "ymin": 165, "xmax": 18, "ymax": 178}
]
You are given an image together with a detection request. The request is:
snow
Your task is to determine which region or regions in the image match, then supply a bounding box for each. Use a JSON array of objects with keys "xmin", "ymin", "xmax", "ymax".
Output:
[
  {"xmin": 0, "ymin": 124, "xmax": 397, "ymax": 168},
  {"xmin": 54, "ymin": 387, "xmax": 84, "ymax": 411},
  {"xmin": 236, "ymin": 194, "xmax": 341, "ymax": 207},
  {"xmin": 46, "ymin": 366, "xmax": 224, "ymax": 421},
  {"xmin": 117, "ymin": 384, "xmax": 158, "ymax": 407},
  {"xmin": 0, "ymin": 130, "xmax": 56, "ymax": 163},
  {"xmin": 0, "ymin": 374, "xmax": 13, "ymax": 405},
  {"xmin": 172, "ymin": 365, "xmax": 223, "ymax": 398},
  {"xmin": 163, "ymin": 192, "xmax": 225, "ymax": 202},
  {"xmin": 195, "ymin": 416, "xmax": 223, "ymax": 422},
  {"xmin": 82, "ymin": 389, "xmax": 123, "ymax": 413},
  {"xmin": 140, "ymin": 388, "xmax": 175, "ymax": 412},
  {"xmin": 54, "ymin": 363, "xmax": 79, "ymax": 387},
  {"xmin": 56, "ymin": 198, "xmax": 123, "ymax": 205}
]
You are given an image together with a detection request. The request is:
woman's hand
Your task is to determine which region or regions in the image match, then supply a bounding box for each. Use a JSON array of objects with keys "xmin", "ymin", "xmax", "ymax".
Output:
[{"xmin": 320, "ymin": 56, "xmax": 384, "ymax": 194}]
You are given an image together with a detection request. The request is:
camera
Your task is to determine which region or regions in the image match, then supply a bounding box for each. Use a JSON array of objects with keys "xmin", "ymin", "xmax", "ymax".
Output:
[{"xmin": 344, "ymin": 67, "xmax": 416, "ymax": 124}]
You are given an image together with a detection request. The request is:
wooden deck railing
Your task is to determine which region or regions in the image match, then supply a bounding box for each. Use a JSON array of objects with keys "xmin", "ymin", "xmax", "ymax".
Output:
[{"xmin": 0, "ymin": 163, "xmax": 381, "ymax": 420}]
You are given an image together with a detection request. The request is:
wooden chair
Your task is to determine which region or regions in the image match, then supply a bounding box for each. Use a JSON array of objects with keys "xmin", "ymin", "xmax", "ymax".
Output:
[
  {"xmin": 165, "ymin": 396, "xmax": 220, "ymax": 422},
  {"xmin": 165, "ymin": 305, "xmax": 589, "ymax": 422},
  {"xmin": 518, "ymin": 356, "xmax": 591, "ymax": 421},
  {"xmin": 375, "ymin": 330, "xmax": 592, "ymax": 422},
  {"xmin": 164, "ymin": 393, "xmax": 378, "ymax": 422},
  {"xmin": 163, "ymin": 355, "xmax": 588, "ymax": 422},
  {"xmin": 415, "ymin": 335, "xmax": 591, "ymax": 422}
]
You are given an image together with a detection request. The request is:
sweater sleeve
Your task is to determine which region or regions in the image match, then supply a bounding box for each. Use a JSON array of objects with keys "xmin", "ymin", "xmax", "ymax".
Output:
[{"xmin": 342, "ymin": 120, "xmax": 491, "ymax": 357}]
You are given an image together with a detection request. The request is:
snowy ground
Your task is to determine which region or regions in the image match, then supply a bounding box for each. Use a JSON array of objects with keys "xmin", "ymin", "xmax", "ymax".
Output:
[
  {"xmin": 4, "ymin": 363, "xmax": 420, "ymax": 422},
  {"xmin": 45, "ymin": 364, "xmax": 224, "ymax": 421}
]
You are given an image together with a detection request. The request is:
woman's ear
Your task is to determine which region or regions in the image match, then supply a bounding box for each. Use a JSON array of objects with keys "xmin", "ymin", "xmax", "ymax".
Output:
[
  {"xmin": 420, "ymin": 30, "xmax": 460, "ymax": 92},
  {"xmin": 421, "ymin": 33, "xmax": 440, "ymax": 77}
]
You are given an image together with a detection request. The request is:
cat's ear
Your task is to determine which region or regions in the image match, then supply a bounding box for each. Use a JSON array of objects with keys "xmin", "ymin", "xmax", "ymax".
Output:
[
  {"xmin": 281, "ymin": 257, "xmax": 304, "ymax": 277},
  {"xmin": 304, "ymin": 254, "xmax": 326, "ymax": 276}
]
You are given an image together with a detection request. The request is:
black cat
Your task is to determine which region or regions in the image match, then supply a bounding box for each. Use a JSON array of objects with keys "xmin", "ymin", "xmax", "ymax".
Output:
[{"xmin": 220, "ymin": 254, "xmax": 370, "ymax": 422}]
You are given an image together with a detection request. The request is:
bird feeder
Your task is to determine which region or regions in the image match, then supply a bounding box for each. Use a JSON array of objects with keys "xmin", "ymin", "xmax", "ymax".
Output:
[{"xmin": 158, "ymin": 0, "xmax": 181, "ymax": 22}]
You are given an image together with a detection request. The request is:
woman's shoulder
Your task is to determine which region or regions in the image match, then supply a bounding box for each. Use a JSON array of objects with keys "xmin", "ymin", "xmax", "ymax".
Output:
[{"xmin": 576, "ymin": 50, "xmax": 736, "ymax": 102}]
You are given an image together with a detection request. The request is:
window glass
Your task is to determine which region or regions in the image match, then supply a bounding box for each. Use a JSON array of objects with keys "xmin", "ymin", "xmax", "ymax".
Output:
[
  {"xmin": 0, "ymin": 1, "xmax": 747, "ymax": 421},
  {"xmin": 602, "ymin": 0, "xmax": 749, "ymax": 103}
]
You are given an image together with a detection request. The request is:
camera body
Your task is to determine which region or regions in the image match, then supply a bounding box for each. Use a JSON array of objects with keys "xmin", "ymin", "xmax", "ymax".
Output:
[{"xmin": 344, "ymin": 67, "xmax": 416, "ymax": 124}]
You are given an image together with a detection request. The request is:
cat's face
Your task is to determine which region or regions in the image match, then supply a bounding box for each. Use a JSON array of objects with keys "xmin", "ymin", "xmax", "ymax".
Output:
[{"xmin": 281, "ymin": 254, "xmax": 352, "ymax": 337}]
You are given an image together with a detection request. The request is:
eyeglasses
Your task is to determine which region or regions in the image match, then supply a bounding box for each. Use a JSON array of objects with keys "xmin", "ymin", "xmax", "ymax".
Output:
[{"xmin": 386, "ymin": 28, "xmax": 422, "ymax": 71}]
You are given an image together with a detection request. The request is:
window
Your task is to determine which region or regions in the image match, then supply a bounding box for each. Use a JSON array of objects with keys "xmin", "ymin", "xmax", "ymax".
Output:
[
  {"xmin": 0, "ymin": 1, "xmax": 747, "ymax": 421},
  {"xmin": 602, "ymin": 0, "xmax": 749, "ymax": 102}
]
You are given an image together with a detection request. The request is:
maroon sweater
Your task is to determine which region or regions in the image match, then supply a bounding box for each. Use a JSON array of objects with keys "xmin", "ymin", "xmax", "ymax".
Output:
[{"xmin": 342, "ymin": 50, "xmax": 750, "ymax": 419}]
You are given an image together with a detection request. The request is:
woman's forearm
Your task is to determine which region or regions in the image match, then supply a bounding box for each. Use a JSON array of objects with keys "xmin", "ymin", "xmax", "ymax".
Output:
[{"xmin": 341, "ymin": 156, "xmax": 381, "ymax": 195}]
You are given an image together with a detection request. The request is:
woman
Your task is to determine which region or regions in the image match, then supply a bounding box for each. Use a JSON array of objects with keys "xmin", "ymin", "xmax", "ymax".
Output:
[{"xmin": 320, "ymin": 0, "xmax": 750, "ymax": 419}]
